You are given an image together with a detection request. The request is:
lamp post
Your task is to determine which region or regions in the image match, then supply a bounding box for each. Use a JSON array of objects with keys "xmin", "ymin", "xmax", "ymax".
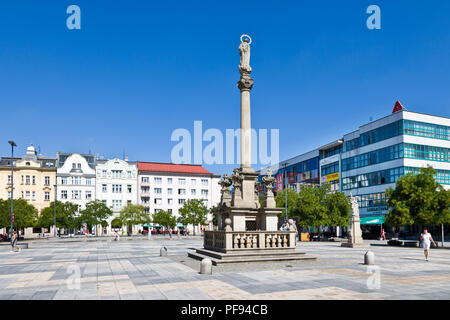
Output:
[
  {"xmin": 53, "ymin": 184, "xmax": 57, "ymax": 237},
  {"xmin": 282, "ymin": 162, "xmax": 288, "ymax": 222},
  {"xmin": 8, "ymin": 141, "xmax": 16, "ymax": 238}
]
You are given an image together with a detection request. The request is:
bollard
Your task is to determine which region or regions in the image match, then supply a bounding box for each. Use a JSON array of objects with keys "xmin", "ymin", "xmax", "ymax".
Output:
[
  {"xmin": 364, "ymin": 251, "xmax": 375, "ymax": 265},
  {"xmin": 160, "ymin": 246, "xmax": 168, "ymax": 257},
  {"xmin": 200, "ymin": 258, "xmax": 212, "ymax": 275}
]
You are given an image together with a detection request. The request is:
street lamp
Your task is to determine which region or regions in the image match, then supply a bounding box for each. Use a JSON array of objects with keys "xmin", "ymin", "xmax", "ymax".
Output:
[
  {"xmin": 8, "ymin": 141, "xmax": 16, "ymax": 239},
  {"xmin": 54, "ymin": 184, "xmax": 57, "ymax": 237},
  {"xmin": 282, "ymin": 162, "xmax": 289, "ymax": 222}
]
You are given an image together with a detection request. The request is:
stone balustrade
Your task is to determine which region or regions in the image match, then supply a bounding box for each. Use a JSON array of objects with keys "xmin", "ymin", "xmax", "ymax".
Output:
[{"xmin": 203, "ymin": 231, "xmax": 296, "ymax": 252}]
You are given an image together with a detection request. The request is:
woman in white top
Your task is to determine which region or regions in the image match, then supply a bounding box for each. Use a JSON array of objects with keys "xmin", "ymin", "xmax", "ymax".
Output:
[{"xmin": 420, "ymin": 228, "xmax": 436, "ymax": 261}]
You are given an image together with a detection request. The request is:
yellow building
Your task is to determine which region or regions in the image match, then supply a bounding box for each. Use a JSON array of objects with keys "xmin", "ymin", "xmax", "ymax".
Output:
[{"xmin": 0, "ymin": 145, "xmax": 56, "ymax": 238}]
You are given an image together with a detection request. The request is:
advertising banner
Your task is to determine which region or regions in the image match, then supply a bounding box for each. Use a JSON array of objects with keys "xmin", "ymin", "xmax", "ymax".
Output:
[
  {"xmin": 321, "ymin": 172, "xmax": 339, "ymax": 183},
  {"xmin": 276, "ymin": 174, "xmax": 283, "ymax": 191}
]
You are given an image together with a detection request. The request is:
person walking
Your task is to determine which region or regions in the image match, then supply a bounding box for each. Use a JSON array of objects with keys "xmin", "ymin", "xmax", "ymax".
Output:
[
  {"xmin": 420, "ymin": 228, "xmax": 437, "ymax": 261},
  {"xmin": 381, "ymin": 228, "xmax": 386, "ymax": 241},
  {"xmin": 11, "ymin": 231, "xmax": 20, "ymax": 253}
]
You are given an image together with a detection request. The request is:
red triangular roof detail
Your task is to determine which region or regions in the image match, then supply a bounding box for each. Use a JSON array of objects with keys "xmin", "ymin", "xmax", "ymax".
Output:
[{"xmin": 392, "ymin": 101, "xmax": 404, "ymax": 113}]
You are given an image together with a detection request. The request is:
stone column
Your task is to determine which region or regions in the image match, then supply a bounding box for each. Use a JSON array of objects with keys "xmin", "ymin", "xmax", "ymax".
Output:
[{"xmin": 238, "ymin": 76, "xmax": 253, "ymax": 171}]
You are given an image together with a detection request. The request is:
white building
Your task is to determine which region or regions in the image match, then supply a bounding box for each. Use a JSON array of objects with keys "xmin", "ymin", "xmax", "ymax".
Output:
[
  {"xmin": 95, "ymin": 158, "xmax": 138, "ymax": 234},
  {"xmin": 137, "ymin": 162, "xmax": 221, "ymax": 232},
  {"xmin": 56, "ymin": 153, "xmax": 96, "ymax": 213}
]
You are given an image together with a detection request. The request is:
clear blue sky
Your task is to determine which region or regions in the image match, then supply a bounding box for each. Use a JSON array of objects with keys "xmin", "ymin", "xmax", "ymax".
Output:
[{"xmin": 1, "ymin": 0, "xmax": 449, "ymax": 175}]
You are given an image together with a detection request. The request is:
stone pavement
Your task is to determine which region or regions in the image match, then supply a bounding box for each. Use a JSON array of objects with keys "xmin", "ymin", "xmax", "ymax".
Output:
[{"xmin": 0, "ymin": 238, "xmax": 449, "ymax": 300}]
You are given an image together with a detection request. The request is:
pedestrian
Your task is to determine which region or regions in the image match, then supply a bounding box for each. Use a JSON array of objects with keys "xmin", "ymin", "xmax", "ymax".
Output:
[
  {"xmin": 11, "ymin": 231, "xmax": 20, "ymax": 253},
  {"xmin": 420, "ymin": 228, "xmax": 437, "ymax": 261},
  {"xmin": 381, "ymin": 228, "xmax": 386, "ymax": 240}
]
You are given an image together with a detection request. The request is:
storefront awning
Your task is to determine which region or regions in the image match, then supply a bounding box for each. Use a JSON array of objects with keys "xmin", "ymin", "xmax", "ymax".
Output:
[
  {"xmin": 176, "ymin": 223, "xmax": 184, "ymax": 227},
  {"xmin": 142, "ymin": 223, "xmax": 152, "ymax": 227},
  {"xmin": 360, "ymin": 216, "xmax": 385, "ymax": 225}
]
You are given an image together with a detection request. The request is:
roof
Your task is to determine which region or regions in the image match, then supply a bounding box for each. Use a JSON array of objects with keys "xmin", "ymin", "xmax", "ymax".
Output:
[{"xmin": 138, "ymin": 162, "xmax": 213, "ymax": 175}]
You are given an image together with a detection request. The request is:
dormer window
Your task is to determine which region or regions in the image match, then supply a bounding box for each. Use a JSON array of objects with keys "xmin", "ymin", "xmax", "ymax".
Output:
[{"xmin": 26, "ymin": 162, "xmax": 30, "ymax": 166}]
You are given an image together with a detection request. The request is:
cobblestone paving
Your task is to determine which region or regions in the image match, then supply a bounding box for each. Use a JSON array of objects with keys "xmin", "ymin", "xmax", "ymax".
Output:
[{"xmin": 0, "ymin": 238, "xmax": 449, "ymax": 300}]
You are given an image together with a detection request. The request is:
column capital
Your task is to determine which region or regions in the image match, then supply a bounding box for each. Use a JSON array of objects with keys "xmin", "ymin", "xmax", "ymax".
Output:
[{"xmin": 237, "ymin": 75, "xmax": 254, "ymax": 91}]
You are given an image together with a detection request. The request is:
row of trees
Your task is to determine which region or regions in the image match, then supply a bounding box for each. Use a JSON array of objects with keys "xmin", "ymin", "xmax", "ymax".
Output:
[
  {"xmin": 0, "ymin": 197, "xmax": 210, "ymax": 236},
  {"xmin": 273, "ymin": 183, "xmax": 351, "ymax": 230}
]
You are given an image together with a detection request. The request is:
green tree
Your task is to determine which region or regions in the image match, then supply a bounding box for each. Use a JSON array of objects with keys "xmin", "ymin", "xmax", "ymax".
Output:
[
  {"xmin": 295, "ymin": 184, "xmax": 328, "ymax": 230},
  {"xmin": 275, "ymin": 188, "xmax": 300, "ymax": 219},
  {"xmin": 152, "ymin": 210, "xmax": 176, "ymax": 237},
  {"xmin": 385, "ymin": 166, "xmax": 447, "ymax": 228},
  {"xmin": 324, "ymin": 190, "xmax": 351, "ymax": 227},
  {"xmin": 38, "ymin": 201, "xmax": 79, "ymax": 229},
  {"xmin": 178, "ymin": 199, "xmax": 208, "ymax": 235},
  {"xmin": 0, "ymin": 199, "xmax": 38, "ymax": 230},
  {"xmin": 209, "ymin": 205, "xmax": 220, "ymax": 227},
  {"xmin": 79, "ymin": 200, "xmax": 112, "ymax": 229},
  {"xmin": 119, "ymin": 203, "xmax": 150, "ymax": 235}
]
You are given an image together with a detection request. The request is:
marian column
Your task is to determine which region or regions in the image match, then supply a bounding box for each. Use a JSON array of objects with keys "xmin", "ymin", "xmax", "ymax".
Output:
[{"xmin": 238, "ymin": 34, "xmax": 254, "ymax": 173}]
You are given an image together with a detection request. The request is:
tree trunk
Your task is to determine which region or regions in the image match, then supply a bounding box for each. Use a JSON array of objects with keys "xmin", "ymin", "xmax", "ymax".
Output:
[{"xmin": 442, "ymin": 224, "xmax": 445, "ymax": 248}]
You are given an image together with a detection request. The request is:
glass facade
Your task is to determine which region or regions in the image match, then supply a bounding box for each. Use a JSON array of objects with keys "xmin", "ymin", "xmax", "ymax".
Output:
[
  {"xmin": 344, "ymin": 119, "xmax": 450, "ymax": 153},
  {"xmin": 355, "ymin": 192, "xmax": 387, "ymax": 209},
  {"xmin": 404, "ymin": 143, "xmax": 449, "ymax": 162},
  {"xmin": 320, "ymin": 145, "xmax": 342, "ymax": 159},
  {"xmin": 321, "ymin": 161, "xmax": 339, "ymax": 176},
  {"xmin": 342, "ymin": 143, "xmax": 403, "ymax": 171},
  {"xmin": 405, "ymin": 167, "xmax": 450, "ymax": 185},
  {"xmin": 403, "ymin": 119, "xmax": 449, "ymax": 140},
  {"xmin": 342, "ymin": 167, "xmax": 404, "ymax": 190}
]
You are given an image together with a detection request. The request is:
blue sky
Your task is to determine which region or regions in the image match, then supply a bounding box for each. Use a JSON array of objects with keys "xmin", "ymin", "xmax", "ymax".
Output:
[{"xmin": 0, "ymin": 0, "xmax": 449, "ymax": 175}]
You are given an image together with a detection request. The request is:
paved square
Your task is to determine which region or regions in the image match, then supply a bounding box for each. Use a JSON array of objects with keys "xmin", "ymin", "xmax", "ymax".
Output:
[{"xmin": 0, "ymin": 238, "xmax": 449, "ymax": 300}]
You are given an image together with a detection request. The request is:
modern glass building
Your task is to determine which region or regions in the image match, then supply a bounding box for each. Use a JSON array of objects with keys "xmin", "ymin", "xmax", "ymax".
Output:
[{"xmin": 259, "ymin": 108, "xmax": 450, "ymax": 222}]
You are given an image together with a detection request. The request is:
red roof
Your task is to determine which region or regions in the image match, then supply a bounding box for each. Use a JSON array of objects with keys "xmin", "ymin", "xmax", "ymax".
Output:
[{"xmin": 138, "ymin": 162, "xmax": 213, "ymax": 175}]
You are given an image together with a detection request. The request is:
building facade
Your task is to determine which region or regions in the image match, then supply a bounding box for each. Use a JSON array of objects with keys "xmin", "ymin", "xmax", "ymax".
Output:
[
  {"xmin": 259, "ymin": 109, "xmax": 450, "ymax": 225},
  {"xmin": 56, "ymin": 152, "xmax": 96, "ymax": 212},
  {"xmin": 137, "ymin": 162, "xmax": 221, "ymax": 231},
  {"xmin": 95, "ymin": 158, "xmax": 138, "ymax": 234},
  {"xmin": 0, "ymin": 145, "xmax": 56, "ymax": 237}
]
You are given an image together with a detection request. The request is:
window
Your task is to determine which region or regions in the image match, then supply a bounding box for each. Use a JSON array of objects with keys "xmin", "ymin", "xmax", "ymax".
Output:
[
  {"xmin": 112, "ymin": 184, "xmax": 122, "ymax": 193},
  {"xmin": 44, "ymin": 176, "xmax": 50, "ymax": 185},
  {"xmin": 32, "ymin": 192, "xmax": 36, "ymax": 200},
  {"xmin": 191, "ymin": 179, "xmax": 196, "ymax": 185},
  {"xmin": 86, "ymin": 191, "xmax": 92, "ymax": 200},
  {"xmin": 154, "ymin": 188, "xmax": 162, "ymax": 194},
  {"xmin": 72, "ymin": 163, "xmax": 76, "ymax": 169},
  {"xmin": 168, "ymin": 209, "xmax": 172, "ymax": 214},
  {"xmin": 167, "ymin": 178, "xmax": 173, "ymax": 184},
  {"xmin": 21, "ymin": 175, "xmax": 24, "ymax": 184},
  {"xmin": 154, "ymin": 177, "xmax": 162, "ymax": 184},
  {"xmin": 191, "ymin": 189, "xmax": 196, "ymax": 195},
  {"xmin": 112, "ymin": 200, "xmax": 122, "ymax": 210},
  {"xmin": 112, "ymin": 170, "xmax": 122, "ymax": 178},
  {"xmin": 127, "ymin": 185, "xmax": 132, "ymax": 193},
  {"xmin": 403, "ymin": 119, "xmax": 450, "ymax": 141},
  {"xmin": 141, "ymin": 177, "xmax": 149, "ymax": 183},
  {"xmin": 61, "ymin": 190, "xmax": 68, "ymax": 199},
  {"xmin": 26, "ymin": 176, "xmax": 30, "ymax": 185},
  {"xmin": 127, "ymin": 171, "xmax": 132, "ymax": 178},
  {"xmin": 21, "ymin": 191, "xmax": 24, "ymax": 198},
  {"xmin": 77, "ymin": 163, "xmax": 81, "ymax": 169},
  {"xmin": 85, "ymin": 178, "xmax": 92, "ymax": 185},
  {"xmin": 178, "ymin": 178, "xmax": 186, "ymax": 185},
  {"xmin": 201, "ymin": 179, "xmax": 208, "ymax": 186},
  {"xmin": 72, "ymin": 177, "xmax": 80, "ymax": 185},
  {"xmin": 178, "ymin": 188, "xmax": 186, "ymax": 195},
  {"xmin": 154, "ymin": 198, "xmax": 162, "ymax": 205},
  {"xmin": 342, "ymin": 143, "xmax": 404, "ymax": 171},
  {"xmin": 44, "ymin": 192, "xmax": 50, "ymax": 201},
  {"xmin": 178, "ymin": 199, "xmax": 186, "ymax": 205},
  {"xmin": 32, "ymin": 176, "xmax": 36, "ymax": 185},
  {"xmin": 201, "ymin": 189, "xmax": 208, "ymax": 196},
  {"xmin": 72, "ymin": 190, "xmax": 81, "ymax": 200},
  {"xmin": 7, "ymin": 191, "xmax": 11, "ymax": 199},
  {"xmin": 7, "ymin": 175, "xmax": 11, "ymax": 184},
  {"xmin": 168, "ymin": 198, "xmax": 173, "ymax": 205},
  {"xmin": 167, "ymin": 188, "xmax": 173, "ymax": 195},
  {"xmin": 127, "ymin": 200, "xmax": 131, "ymax": 205},
  {"xmin": 61, "ymin": 177, "xmax": 68, "ymax": 185},
  {"xmin": 102, "ymin": 200, "xmax": 107, "ymax": 207},
  {"xmin": 102, "ymin": 184, "xmax": 107, "ymax": 192},
  {"xmin": 342, "ymin": 167, "xmax": 404, "ymax": 191},
  {"xmin": 102, "ymin": 170, "xmax": 107, "ymax": 177}
]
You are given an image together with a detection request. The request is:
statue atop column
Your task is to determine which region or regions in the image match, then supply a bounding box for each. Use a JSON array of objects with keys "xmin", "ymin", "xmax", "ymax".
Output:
[
  {"xmin": 262, "ymin": 169, "xmax": 276, "ymax": 208},
  {"xmin": 239, "ymin": 34, "xmax": 252, "ymax": 74},
  {"xmin": 341, "ymin": 193, "xmax": 367, "ymax": 247},
  {"xmin": 218, "ymin": 174, "xmax": 232, "ymax": 206}
]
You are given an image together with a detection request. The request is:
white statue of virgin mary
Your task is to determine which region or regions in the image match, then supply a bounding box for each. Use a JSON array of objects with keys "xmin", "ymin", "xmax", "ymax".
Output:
[{"xmin": 239, "ymin": 35, "xmax": 252, "ymax": 73}]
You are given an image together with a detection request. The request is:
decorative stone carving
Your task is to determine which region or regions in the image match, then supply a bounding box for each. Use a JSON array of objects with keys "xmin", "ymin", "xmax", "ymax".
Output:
[
  {"xmin": 262, "ymin": 169, "xmax": 276, "ymax": 208},
  {"xmin": 288, "ymin": 219, "xmax": 297, "ymax": 232},
  {"xmin": 230, "ymin": 167, "xmax": 244, "ymax": 202},
  {"xmin": 238, "ymin": 34, "xmax": 252, "ymax": 74},
  {"xmin": 254, "ymin": 181, "xmax": 261, "ymax": 209},
  {"xmin": 224, "ymin": 218, "xmax": 232, "ymax": 232},
  {"xmin": 342, "ymin": 193, "xmax": 367, "ymax": 247},
  {"xmin": 218, "ymin": 174, "xmax": 232, "ymax": 206}
]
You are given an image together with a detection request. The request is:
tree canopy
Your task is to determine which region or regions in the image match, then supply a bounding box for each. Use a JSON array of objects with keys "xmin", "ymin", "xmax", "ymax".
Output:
[
  {"xmin": 38, "ymin": 201, "xmax": 79, "ymax": 229},
  {"xmin": 79, "ymin": 200, "xmax": 112, "ymax": 228},
  {"xmin": 119, "ymin": 203, "xmax": 150, "ymax": 232},
  {"xmin": 0, "ymin": 198, "xmax": 38, "ymax": 229},
  {"xmin": 385, "ymin": 166, "xmax": 450, "ymax": 227},
  {"xmin": 178, "ymin": 199, "xmax": 208, "ymax": 235},
  {"xmin": 152, "ymin": 210, "xmax": 177, "ymax": 229}
]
